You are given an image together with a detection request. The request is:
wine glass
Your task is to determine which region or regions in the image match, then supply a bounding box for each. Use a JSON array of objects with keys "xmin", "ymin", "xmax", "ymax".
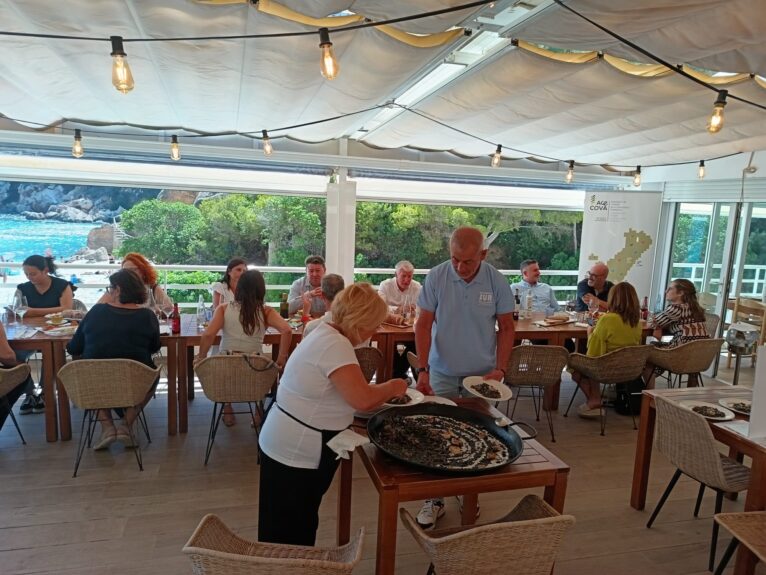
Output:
[
  {"xmin": 14, "ymin": 294, "xmax": 28, "ymax": 324},
  {"xmin": 161, "ymin": 297, "xmax": 175, "ymax": 325},
  {"xmin": 587, "ymin": 297, "xmax": 599, "ymax": 321}
]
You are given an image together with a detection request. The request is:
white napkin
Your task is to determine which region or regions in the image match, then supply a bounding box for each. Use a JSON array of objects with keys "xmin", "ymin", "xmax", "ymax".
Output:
[{"xmin": 326, "ymin": 429, "xmax": 370, "ymax": 460}]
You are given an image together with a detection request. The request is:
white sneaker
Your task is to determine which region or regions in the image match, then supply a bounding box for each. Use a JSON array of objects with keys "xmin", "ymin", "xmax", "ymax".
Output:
[
  {"xmin": 115, "ymin": 424, "xmax": 136, "ymax": 448},
  {"xmin": 577, "ymin": 404, "xmax": 602, "ymax": 419},
  {"xmin": 416, "ymin": 499, "xmax": 445, "ymax": 529},
  {"xmin": 93, "ymin": 429, "xmax": 116, "ymax": 450}
]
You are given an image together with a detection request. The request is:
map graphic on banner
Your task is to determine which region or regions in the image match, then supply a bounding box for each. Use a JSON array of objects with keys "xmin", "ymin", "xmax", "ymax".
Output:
[{"xmin": 578, "ymin": 192, "xmax": 662, "ymax": 299}]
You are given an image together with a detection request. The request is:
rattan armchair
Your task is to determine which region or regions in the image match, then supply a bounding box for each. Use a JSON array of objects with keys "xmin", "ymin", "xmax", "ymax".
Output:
[
  {"xmin": 57, "ymin": 359, "xmax": 160, "ymax": 477},
  {"xmin": 0, "ymin": 363, "xmax": 32, "ymax": 444},
  {"xmin": 647, "ymin": 395, "xmax": 751, "ymax": 572},
  {"xmin": 504, "ymin": 345, "xmax": 569, "ymax": 442},
  {"xmin": 354, "ymin": 346, "xmax": 383, "ymax": 383},
  {"xmin": 400, "ymin": 494, "xmax": 574, "ymax": 575},
  {"xmin": 648, "ymin": 338, "xmax": 724, "ymax": 388},
  {"xmin": 704, "ymin": 312, "xmax": 720, "ymax": 339},
  {"xmin": 564, "ymin": 345, "xmax": 652, "ymax": 435},
  {"xmin": 183, "ymin": 514, "xmax": 365, "ymax": 575},
  {"xmin": 194, "ymin": 354, "xmax": 278, "ymax": 465},
  {"xmin": 712, "ymin": 512, "xmax": 766, "ymax": 575}
]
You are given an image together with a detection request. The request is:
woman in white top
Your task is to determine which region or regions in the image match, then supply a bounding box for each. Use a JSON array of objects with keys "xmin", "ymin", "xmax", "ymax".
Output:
[
  {"xmin": 258, "ymin": 283, "xmax": 408, "ymax": 546},
  {"xmin": 211, "ymin": 257, "xmax": 247, "ymax": 309},
  {"xmin": 197, "ymin": 269, "xmax": 292, "ymax": 426}
]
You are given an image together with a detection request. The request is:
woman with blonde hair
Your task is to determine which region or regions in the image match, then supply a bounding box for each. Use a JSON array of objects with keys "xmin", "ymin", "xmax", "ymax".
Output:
[
  {"xmin": 258, "ymin": 282, "xmax": 408, "ymax": 546},
  {"xmin": 574, "ymin": 281, "xmax": 643, "ymax": 418}
]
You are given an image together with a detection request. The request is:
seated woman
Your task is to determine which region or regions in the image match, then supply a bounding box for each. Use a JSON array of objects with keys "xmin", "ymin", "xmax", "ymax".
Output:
[
  {"xmin": 15, "ymin": 254, "xmax": 74, "ymax": 415},
  {"xmin": 650, "ymin": 278, "xmax": 709, "ymax": 347},
  {"xmin": 0, "ymin": 323, "xmax": 34, "ymax": 432},
  {"xmin": 97, "ymin": 252, "xmax": 171, "ymax": 310},
  {"xmin": 257, "ymin": 283, "xmax": 408, "ymax": 547},
  {"xmin": 573, "ymin": 282, "xmax": 643, "ymax": 418},
  {"xmin": 212, "ymin": 257, "xmax": 247, "ymax": 309},
  {"xmin": 66, "ymin": 270, "xmax": 161, "ymax": 450},
  {"xmin": 196, "ymin": 269, "xmax": 292, "ymax": 426}
]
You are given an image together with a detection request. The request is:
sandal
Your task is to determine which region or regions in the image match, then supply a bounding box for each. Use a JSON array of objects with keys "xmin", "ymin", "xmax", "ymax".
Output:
[{"xmin": 222, "ymin": 404, "xmax": 236, "ymax": 427}]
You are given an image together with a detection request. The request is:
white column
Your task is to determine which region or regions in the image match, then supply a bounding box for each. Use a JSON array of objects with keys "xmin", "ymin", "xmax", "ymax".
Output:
[{"xmin": 325, "ymin": 177, "xmax": 357, "ymax": 285}]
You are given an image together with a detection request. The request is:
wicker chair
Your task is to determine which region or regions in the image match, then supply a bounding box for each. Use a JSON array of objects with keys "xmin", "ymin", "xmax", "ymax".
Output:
[
  {"xmin": 712, "ymin": 512, "xmax": 766, "ymax": 575},
  {"xmin": 354, "ymin": 346, "xmax": 382, "ymax": 383},
  {"xmin": 57, "ymin": 359, "xmax": 161, "ymax": 477},
  {"xmin": 0, "ymin": 363, "xmax": 32, "ymax": 444},
  {"xmin": 183, "ymin": 514, "xmax": 365, "ymax": 575},
  {"xmin": 648, "ymin": 338, "xmax": 724, "ymax": 388},
  {"xmin": 400, "ymin": 494, "xmax": 574, "ymax": 575},
  {"xmin": 704, "ymin": 312, "xmax": 720, "ymax": 339},
  {"xmin": 194, "ymin": 354, "xmax": 278, "ymax": 465},
  {"xmin": 564, "ymin": 345, "xmax": 652, "ymax": 435},
  {"xmin": 504, "ymin": 345, "xmax": 569, "ymax": 442},
  {"xmin": 646, "ymin": 395, "xmax": 751, "ymax": 572}
]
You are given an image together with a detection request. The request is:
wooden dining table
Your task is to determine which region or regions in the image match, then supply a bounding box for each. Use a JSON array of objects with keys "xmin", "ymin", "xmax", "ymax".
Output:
[
  {"xmin": 336, "ymin": 398, "xmax": 570, "ymax": 575},
  {"xmin": 630, "ymin": 386, "xmax": 764, "ymax": 575}
]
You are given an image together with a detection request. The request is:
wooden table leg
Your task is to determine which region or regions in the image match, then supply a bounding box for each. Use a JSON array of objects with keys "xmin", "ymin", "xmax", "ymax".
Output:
[
  {"xmin": 53, "ymin": 343, "xmax": 72, "ymax": 441},
  {"xmin": 543, "ymin": 380, "xmax": 560, "ymax": 412},
  {"xmin": 460, "ymin": 493, "xmax": 479, "ymax": 524},
  {"xmin": 377, "ymin": 334, "xmax": 393, "ymax": 382},
  {"xmin": 733, "ymin": 456, "xmax": 765, "ymax": 575},
  {"xmin": 166, "ymin": 338, "xmax": 178, "ymax": 436},
  {"xmin": 186, "ymin": 345, "xmax": 195, "ymax": 400},
  {"xmin": 630, "ymin": 394, "xmax": 656, "ymax": 510},
  {"xmin": 41, "ymin": 342, "xmax": 58, "ymax": 442},
  {"xmin": 177, "ymin": 339, "xmax": 188, "ymax": 434},
  {"xmin": 375, "ymin": 489, "xmax": 399, "ymax": 575},
  {"xmin": 544, "ymin": 470, "xmax": 568, "ymax": 513},
  {"xmin": 337, "ymin": 455, "xmax": 353, "ymax": 546}
]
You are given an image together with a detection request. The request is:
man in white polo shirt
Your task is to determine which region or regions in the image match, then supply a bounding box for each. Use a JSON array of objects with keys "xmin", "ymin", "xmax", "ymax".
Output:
[
  {"xmin": 378, "ymin": 260, "xmax": 421, "ymax": 380},
  {"xmin": 413, "ymin": 226, "xmax": 515, "ymax": 528}
]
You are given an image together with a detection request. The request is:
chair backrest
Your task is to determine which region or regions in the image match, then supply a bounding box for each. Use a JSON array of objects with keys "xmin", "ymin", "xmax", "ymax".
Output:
[
  {"xmin": 406, "ymin": 351, "xmax": 418, "ymax": 373},
  {"xmin": 399, "ymin": 496, "xmax": 575, "ymax": 575},
  {"xmin": 732, "ymin": 297, "xmax": 766, "ymax": 345},
  {"xmin": 649, "ymin": 338, "xmax": 724, "ymax": 374},
  {"xmin": 654, "ymin": 395, "xmax": 734, "ymax": 490},
  {"xmin": 183, "ymin": 513, "xmax": 365, "ymax": 575},
  {"xmin": 354, "ymin": 346, "xmax": 382, "ymax": 383},
  {"xmin": 0, "ymin": 363, "xmax": 31, "ymax": 397},
  {"xmin": 704, "ymin": 313, "xmax": 720, "ymax": 338},
  {"xmin": 58, "ymin": 359, "xmax": 160, "ymax": 410},
  {"xmin": 195, "ymin": 354, "xmax": 278, "ymax": 403},
  {"xmin": 71, "ymin": 298, "xmax": 88, "ymax": 312},
  {"xmin": 568, "ymin": 345, "xmax": 652, "ymax": 385},
  {"xmin": 505, "ymin": 345, "xmax": 569, "ymax": 388}
]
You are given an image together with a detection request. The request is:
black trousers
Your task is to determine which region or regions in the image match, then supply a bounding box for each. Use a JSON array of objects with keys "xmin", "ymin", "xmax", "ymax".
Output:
[
  {"xmin": 0, "ymin": 368, "xmax": 31, "ymax": 430},
  {"xmin": 392, "ymin": 341, "xmax": 416, "ymax": 380},
  {"xmin": 258, "ymin": 428, "xmax": 342, "ymax": 546}
]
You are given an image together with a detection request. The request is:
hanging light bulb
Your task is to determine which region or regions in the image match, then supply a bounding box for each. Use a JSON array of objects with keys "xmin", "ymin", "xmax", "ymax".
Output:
[
  {"xmin": 565, "ymin": 160, "xmax": 575, "ymax": 184},
  {"xmin": 698, "ymin": 160, "xmax": 706, "ymax": 180},
  {"xmin": 262, "ymin": 130, "xmax": 273, "ymax": 156},
  {"xmin": 707, "ymin": 90, "xmax": 727, "ymax": 134},
  {"xmin": 633, "ymin": 165, "xmax": 642, "ymax": 187},
  {"xmin": 490, "ymin": 145, "xmax": 502, "ymax": 168},
  {"xmin": 318, "ymin": 28, "xmax": 339, "ymax": 80},
  {"xmin": 72, "ymin": 129, "xmax": 84, "ymax": 158},
  {"xmin": 170, "ymin": 135, "xmax": 181, "ymax": 161},
  {"xmin": 110, "ymin": 36, "xmax": 135, "ymax": 94}
]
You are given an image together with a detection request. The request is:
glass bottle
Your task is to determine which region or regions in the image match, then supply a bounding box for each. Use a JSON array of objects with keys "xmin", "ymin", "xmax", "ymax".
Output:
[
  {"xmin": 279, "ymin": 293, "xmax": 289, "ymax": 319},
  {"xmin": 196, "ymin": 294, "xmax": 206, "ymax": 329},
  {"xmin": 170, "ymin": 302, "xmax": 181, "ymax": 335},
  {"xmin": 641, "ymin": 296, "xmax": 649, "ymax": 321},
  {"xmin": 513, "ymin": 288, "xmax": 521, "ymax": 321}
]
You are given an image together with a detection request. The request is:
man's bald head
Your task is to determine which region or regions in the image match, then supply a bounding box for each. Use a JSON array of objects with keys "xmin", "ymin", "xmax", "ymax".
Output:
[
  {"xmin": 450, "ymin": 227, "xmax": 485, "ymax": 251},
  {"xmin": 587, "ymin": 261, "xmax": 609, "ymax": 290},
  {"xmin": 449, "ymin": 227, "xmax": 487, "ymax": 282}
]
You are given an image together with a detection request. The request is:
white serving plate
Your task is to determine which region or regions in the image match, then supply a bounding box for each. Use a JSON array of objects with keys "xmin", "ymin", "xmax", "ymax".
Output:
[
  {"xmin": 679, "ymin": 400, "xmax": 735, "ymax": 421},
  {"xmin": 718, "ymin": 397, "xmax": 751, "ymax": 416},
  {"xmin": 462, "ymin": 376, "xmax": 513, "ymax": 401},
  {"xmin": 383, "ymin": 388, "xmax": 425, "ymax": 408}
]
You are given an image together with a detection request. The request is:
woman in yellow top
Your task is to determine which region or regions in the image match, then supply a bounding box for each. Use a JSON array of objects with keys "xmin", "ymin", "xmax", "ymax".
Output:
[{"xmin": 574, "ymin": 282, "xmax": 643, "ymax": 417}]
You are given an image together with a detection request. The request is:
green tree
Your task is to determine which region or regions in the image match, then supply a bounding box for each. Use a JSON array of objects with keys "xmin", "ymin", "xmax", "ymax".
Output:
[
  {"xmin": 118, "ymin": 200, "xmax": 205, "ymax": 264},
  {"xmin": 197, "ymin": 194, "xmax": 267, "ymax": 263}
]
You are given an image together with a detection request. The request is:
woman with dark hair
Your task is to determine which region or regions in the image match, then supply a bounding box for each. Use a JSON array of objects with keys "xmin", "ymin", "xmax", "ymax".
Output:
[
  {"xmin": 14, "ymin": 254, "xmax": 74, "ymax": 415},
  {"xmin": 196, "ymin": 269, "xmax": 292, "ymax": 426},
  {"xmin": 573, "ymin": 282, "xmax": 644, "ymax": 417},
  {"xmin": 212, "ymin": 257, "xmax": 247, "ymax": 309},
  {"xmin": 651, "ymin": 278, "xmax": 709, "ymax": 347},
  {"xmin": 66, "ymin": 270, "xmax": 161, "ymax": 449}
]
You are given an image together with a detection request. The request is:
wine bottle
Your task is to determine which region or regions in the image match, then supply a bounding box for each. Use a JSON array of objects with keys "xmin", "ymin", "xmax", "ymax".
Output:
[
  {"xmin": 279, "ymin": 293, "xmax": 289, "ymax": 319},
  {"xmin": 513, "ymin": 288, "xmax": 521, "ymax": 320},
  {"xmin": 641, "ymin": 296, "xmax": 649, "ymax": 321},
  {"xmin": 170, "ymin": 302, "xmax": 181, "ymax": 335}
]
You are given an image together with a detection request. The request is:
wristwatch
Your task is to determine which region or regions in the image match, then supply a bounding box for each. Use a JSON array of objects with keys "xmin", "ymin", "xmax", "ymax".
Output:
[{"xmin": 416, "ymin": 367, "xmax": 429, "ymax": 375}]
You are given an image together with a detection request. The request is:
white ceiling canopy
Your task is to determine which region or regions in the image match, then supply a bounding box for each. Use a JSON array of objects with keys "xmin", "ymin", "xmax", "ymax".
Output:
[{"xmin": 0, "ymin": 0, "xmax": 764, "ymax": 175}]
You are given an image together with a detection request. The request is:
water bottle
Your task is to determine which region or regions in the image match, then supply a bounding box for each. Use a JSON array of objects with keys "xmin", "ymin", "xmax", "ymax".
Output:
[
  {"xmin": 196, "ymin": 294, "xmax": 206, "ymax": 329},
  {"xmin": 525, "ymin": 290, "xmax": 533, "ymax": 319}
]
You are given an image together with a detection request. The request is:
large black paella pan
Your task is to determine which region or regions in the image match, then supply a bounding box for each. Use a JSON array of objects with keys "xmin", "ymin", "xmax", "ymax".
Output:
[{"xmin": 367, "ymin": 403, "xmax": 533, "ymax": 474}]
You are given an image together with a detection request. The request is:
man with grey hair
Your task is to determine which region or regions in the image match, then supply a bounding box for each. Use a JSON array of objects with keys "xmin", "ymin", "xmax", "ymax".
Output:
[
  {"xmin": 379, "ymin": 260, "xmax": 422, "ymax": 380},
  {"xmin": 576, "ymin": 261, "xmax": 613, "ymax": 312},
  {"xmin": 302, "ymin": 274, "xmax": 345, "ymax": 340}
]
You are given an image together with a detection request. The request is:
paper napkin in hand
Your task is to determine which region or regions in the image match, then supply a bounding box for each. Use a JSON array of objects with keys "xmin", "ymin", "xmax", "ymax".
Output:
[{"xmin": 326, "ymin": 429, "xmax": 370, "ymax": 460}]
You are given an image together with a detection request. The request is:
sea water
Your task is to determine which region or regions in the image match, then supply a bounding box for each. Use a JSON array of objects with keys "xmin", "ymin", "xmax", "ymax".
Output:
[{"xmin": 0, "ymin": 214, "xmax": 97, "ymax": 271}]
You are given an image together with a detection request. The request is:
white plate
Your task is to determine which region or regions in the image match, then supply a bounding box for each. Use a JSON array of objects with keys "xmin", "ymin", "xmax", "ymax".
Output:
[
  {"xmin": 462, "ymin": 376, "xmax": 513, "ymax": 402},
  {"xmin": 718, "ymin": 397, "xmax": 752, "ymax": 416},
  {"xmin": 43, "ymin": 325, "xmax": 78, "ymax": 336},
  {"xmin": 383, "ymin": 388, "xmax": 425, "ymax": 408},
  {"xmin": 679, "ymin": 400, "xmax": 735, "ymax": 421},
  {"xmin": 421, "ymin": 395, "xmax": 458, "ymax": 407},
  {"xmin": 46, "ymin": 319, "xmax": 70, "ymax": 326}
]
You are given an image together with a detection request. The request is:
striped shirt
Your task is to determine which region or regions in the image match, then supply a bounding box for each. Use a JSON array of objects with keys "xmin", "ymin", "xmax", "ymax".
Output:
[{"xmin": 652, "ymin": 303, "xmax": 709, "ymax": 348}]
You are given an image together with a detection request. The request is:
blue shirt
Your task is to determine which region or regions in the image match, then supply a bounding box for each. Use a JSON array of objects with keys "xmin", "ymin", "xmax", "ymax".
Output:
[
  {"xmin": 509, "ymin": 280, "xmax": 560, "ymax": 313},
  {"xmin": 418, "ymin": 261, "xmax": 514, "ymax": 377}
]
